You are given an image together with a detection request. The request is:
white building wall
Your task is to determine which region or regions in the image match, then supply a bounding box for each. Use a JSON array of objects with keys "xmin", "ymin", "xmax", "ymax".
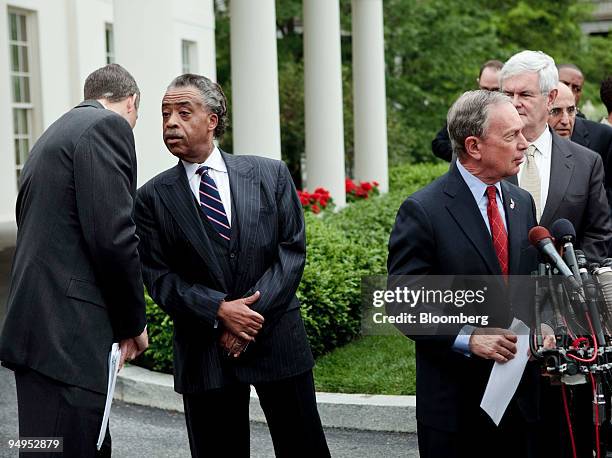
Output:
[
  {"xmin": 114, "ymin": 0, "xmax": 216, "ymax": 186},
  {"xmin": 0, "ymin": 0, "xmax": 216, "ymax": 224},
  {"xmin": 0, "ymin": 0, "xmax": 73, "ymax": 222}
]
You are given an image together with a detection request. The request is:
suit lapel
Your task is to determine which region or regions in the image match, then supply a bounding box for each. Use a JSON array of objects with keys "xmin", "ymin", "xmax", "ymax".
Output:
[
  {"xmin": 540, "ymin": 133, "xmax": 574, "ymax": 227},
  {"xmin": 501, "ymin": 182, "xmax": 521, "ymax": 275},
  {"xmin": 221, "ymin": 151, "xmax": 260, "ymax": 281},
  {"xmin": 571, "ymin": 118, "xmax": 589, "ymax": 149},
  {"xmin": 155, "ymin": 162, "xmax": 227, "ymax": 289},
  {"xmin": 444, "ymin": 166, "xmax": 502, "ymax": 276}
]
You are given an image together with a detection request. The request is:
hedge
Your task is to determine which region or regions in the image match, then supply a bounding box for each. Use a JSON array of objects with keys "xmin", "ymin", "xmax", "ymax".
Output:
[{"xmin": 138, "ymin": 162, "xmax": 448, "ymax": 373}]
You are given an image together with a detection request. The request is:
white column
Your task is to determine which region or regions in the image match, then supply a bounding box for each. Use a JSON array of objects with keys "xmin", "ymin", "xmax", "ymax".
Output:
[
  {"xmin": 303, "ymin": 0, "xmax": 346, "ymax": 206},
  {"xmin": 352, "ymin": 0, "xmax": 388, "ymax": 193},
  {"xmin": 230, "ymin": 0, "xmax": 281, "ymax": 158}
]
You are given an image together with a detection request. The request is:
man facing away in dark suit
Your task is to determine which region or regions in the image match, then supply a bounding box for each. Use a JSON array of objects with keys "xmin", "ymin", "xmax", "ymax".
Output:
[
  {"xmin": 134, "ymin": 74, "xmax": 329, "ymax": 458},
  {"xmin": 0, "ymin": 64, "xmax": 148, "ymax": 457},
  {"xmin": 389, "ymin": 90, "xmax": 546, "ymax": 457},
  {"xmin": 500, "ymin": 50, "xmax": 612, "ymax": 262}
]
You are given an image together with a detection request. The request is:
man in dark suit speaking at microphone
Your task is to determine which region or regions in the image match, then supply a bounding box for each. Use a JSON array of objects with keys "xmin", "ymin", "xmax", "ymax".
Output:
[
  {"xmin": 388, "ymin": 90, "xmax": 544, "ymax": 457},
  {"xmin": 135, "ymin": 74, "xmax": 329, "ymax": 457}
]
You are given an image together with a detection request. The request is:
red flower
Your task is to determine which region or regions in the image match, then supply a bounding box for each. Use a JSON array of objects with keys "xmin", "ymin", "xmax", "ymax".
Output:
[
  {"xmin": 360, "ymin": 181, "xmax": 373, "ymax": 192},
  {"xmin": 299, "ymin": 194, "xmax": 309, "ymax": 206},
  {"xmin": 311, "ymin": 204, "xmax": 321, "ymax": 214},
  {"xmin": 373, "ymin": 181, "xmax": 379, "ymax": 187},
  {"xmin": 345, "ymin": 178, "xmax": 357, "ymax": 193}
]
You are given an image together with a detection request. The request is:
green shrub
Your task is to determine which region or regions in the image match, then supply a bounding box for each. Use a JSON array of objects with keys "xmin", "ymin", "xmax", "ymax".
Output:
[{"xmin": 141, "ymin": 162, "xmax": 448, "ymax": 372}]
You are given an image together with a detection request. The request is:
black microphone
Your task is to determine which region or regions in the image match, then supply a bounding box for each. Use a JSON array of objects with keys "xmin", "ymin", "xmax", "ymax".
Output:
[
  {"xmin": 528, "ymin": 226, "xmax": 580, "ymax": 289},
  {"xmin": 551, "ymin": 218, "xmax": 582, "ymax": 286},
  {"xmin": 558, "ymin": 230, "xmax": 606, "ymax": 346}
]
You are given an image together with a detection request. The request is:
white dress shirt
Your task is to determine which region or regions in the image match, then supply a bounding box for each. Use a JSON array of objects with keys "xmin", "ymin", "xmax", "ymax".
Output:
[
  {"xmin": 517, "ymin": 126, "xmax": 552, "ymax": 214},
  {"xmin": 453, "ymin": 160, "xmax": 509, "ymax": 355},
  {"xmin": 181, "ymin": 146, "xmax": 232, "ymax": 226}
]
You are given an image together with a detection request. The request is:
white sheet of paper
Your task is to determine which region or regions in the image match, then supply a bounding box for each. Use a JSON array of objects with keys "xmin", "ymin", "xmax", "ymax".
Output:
[
  {"xmin": 97, "ymin": 343, "xmax": 121, "ymax": 450},
  {"xmin": 480, "ymin": 318, "xmax": 530, "ymax": 426}
]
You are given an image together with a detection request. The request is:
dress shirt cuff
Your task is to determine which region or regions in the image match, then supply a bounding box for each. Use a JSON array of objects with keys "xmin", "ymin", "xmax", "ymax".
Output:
[{"xmin": 452, "ymin": 325, "xmax": 476, "ymax": 357}]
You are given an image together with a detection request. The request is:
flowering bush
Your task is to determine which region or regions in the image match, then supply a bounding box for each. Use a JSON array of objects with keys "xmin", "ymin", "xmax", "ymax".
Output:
[
  {"xmin": 297, "ymin": 187, "xmax": 333, "ymax": 214},
  {"xmin": 345, "ymin": 178, "xmax": 379, "ymax": 202}
]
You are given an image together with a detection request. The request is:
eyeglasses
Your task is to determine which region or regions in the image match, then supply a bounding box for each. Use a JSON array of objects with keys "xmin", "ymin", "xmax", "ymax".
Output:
[{"xmin": 549, "ymin": 106, "xmax": 576, "ymax": 117}]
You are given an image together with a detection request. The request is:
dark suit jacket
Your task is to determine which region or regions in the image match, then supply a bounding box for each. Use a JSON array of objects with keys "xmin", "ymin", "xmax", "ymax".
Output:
[
  {"xmin": 0, "ymin": 100, "xmax": 146, "ymax": 394},
  {"xmin": 135, "ymin": 152, "xmax": 314, "ymax": 394},
  {"xmin": 571, "ymin": 116, "xmax": 612, "ymax": 167},
  {"xmin": 507, "ymin": 130, "xmax": 612, "ymax": 261},
  {"xmin": 387, "ymin": 164, "xmax": 539, "ymax": 433},
  {"xmin": 431, "ymin": 122, "xmax": 453, "ymax": 162}
]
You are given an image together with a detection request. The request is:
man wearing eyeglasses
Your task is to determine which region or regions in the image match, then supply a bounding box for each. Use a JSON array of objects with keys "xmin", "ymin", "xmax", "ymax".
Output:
[
  {"xmin": 548, "ymin": 82, "xmax": 577, "ymax": 139},
  {"xmin": 500, "ymin": 50, "xmax": 611, "ymax": 263},
  {"xmin": 550, "ymin": 82, "xmax": 612, "ymax": 172}
]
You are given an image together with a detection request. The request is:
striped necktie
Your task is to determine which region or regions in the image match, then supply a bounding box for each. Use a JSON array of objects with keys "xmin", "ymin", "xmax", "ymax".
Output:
[
  {"xmin": 519, "ymin": 144, "xmax": 542, "ymax": 221},
  {"xmin": 196, "ymin": 166, "xmax": 231, "ymax": 241},
  {"xmin": 486, "ymin": 186, "xmax": 508, "ymax": 278}
]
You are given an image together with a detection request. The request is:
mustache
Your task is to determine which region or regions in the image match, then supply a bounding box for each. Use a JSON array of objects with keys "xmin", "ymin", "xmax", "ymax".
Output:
[{"xmin": 164, "ymin": 131, "xmax": 183, "ymax": 140}]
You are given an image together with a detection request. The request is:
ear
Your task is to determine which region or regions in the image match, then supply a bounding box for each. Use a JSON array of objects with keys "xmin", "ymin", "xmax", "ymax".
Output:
[
  {"xmin": 208, "ymin": 113, "xmax": 219, "ymax": 132},
  {"xmin": 546, "ymin": 88, "xmax": 558, "ymax": 110},
  {"xmin": 126, "ymin": 94, "xmax": 137, "ymax": 113},
  {"xmin": 464, "ymin": 135, "xmax": 482, "ymax": 160}
]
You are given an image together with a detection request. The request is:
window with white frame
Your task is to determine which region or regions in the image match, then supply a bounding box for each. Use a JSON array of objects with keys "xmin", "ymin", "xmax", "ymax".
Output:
[
  {"xmin": 181, "ymin": 40, "xmax": 198, "ymax": 74},
  {"xmin": 105, "ymin": 23, "xmax": 114, "ymax": 64},
  {"xmin": 8, "ymin": 8, "xmax": 37, "ymax": 181}
]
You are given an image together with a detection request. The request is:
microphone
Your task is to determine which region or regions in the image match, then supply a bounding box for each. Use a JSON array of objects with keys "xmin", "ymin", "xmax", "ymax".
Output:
[
  {"xmin": 551, "ymin": 219, "xmax": 582, "ymax": 286},
  {"xmin": 528, "ymin": 226, "xmax": 579, "ymax": 287}
]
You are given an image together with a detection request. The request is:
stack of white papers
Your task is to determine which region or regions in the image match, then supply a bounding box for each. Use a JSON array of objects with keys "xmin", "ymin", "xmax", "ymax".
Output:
[{"xmin": 97, "ymin": 343, "xmax": 121, "ymax": 450}]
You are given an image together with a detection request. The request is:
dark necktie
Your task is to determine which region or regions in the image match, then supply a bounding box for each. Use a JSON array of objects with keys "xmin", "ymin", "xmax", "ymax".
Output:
[
  {"xmin": 196, "ymin": 166, "xmax": 231, "ymax": 241},
  {"xmin": 486, "ymin": 185, "xmax": 508, "ymax": 277}
]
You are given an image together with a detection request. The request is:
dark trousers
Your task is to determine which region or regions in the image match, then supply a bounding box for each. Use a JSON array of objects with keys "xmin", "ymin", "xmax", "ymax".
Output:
[
  {"xmin": 539, "ymin": 378, "xmax": 608, "ymax": 458},
  {"xmin": 182, "ymin": 370, "xmax": 330, "ymax": 458},
  {"xmin": 14, "ymin": 368, "xmax": 111, "ymax": 458},
  {"xmin": 417, "ymin": 402, "xmax": 539, "ymax": 458}
]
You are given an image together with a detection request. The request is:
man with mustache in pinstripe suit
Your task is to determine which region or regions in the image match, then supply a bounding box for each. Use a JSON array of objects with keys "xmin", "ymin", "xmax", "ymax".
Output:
[{"xmin": 135, "ymin": 74, "xmax": 329, "ymax": 458}]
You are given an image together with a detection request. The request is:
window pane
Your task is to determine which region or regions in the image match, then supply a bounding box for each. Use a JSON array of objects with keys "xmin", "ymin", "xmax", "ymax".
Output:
[
  {"xmin": 21, "ymin": 139, "xmax": 30, "ymax": 163},
  {"xmin": 9, "ymin": 13, "xmax": 17, "ymax": 41},
  {"xmin": 19, "ymin": 14, "xmax": 27, "ymax": 41},
  {"xmin": 20, "ymin": 45, "xmax": 29, "ymax": 72},
  {"xmin": 10, "ymin": 45, "xmax": 19, "ymax": 71},
  {"xmin": 12, "ymin": 76, "xmax": 21, "ymax": 102},
  {"xmin": 22, "ymin": 76, "xmax": 30, "ymax": 103},
  {"xmin": 17, "ymin": 109, "xmax": 28, "ymax": 135},
  {"xmin": 14, "ymin": 139, "xmax": 20, "ymax": 165}
]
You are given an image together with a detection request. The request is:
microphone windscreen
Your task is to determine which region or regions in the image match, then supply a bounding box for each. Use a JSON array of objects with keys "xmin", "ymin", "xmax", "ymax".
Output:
[
  {"xmin": 528, "ymin": 226, "xmax": 552, "ymax": 246},
  {"xmin": 550, "ymin": 218, "xmax": 576, "ymax": 241}
]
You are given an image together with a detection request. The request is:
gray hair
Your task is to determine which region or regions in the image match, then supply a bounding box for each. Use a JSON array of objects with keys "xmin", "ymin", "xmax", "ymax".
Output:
[
  {"xmin": 500, "ymin": 50, "xmax": 558, "ymax": 95},
  {"xmin": 447, "ymin": 90, "xmax": 512, "ymax": 158},
  {"xmin": 167, "ymin": 74, "xmax": 227, "ymax": 138},
  {"xmin": 84, "ymin": 64, "xmax": 139, "ymax": 105}
]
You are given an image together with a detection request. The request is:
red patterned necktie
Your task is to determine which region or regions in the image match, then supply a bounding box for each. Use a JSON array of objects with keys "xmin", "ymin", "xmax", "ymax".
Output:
[{"xmin": 486, "ymin": 186, "xmax": 508, "ymax": 277}]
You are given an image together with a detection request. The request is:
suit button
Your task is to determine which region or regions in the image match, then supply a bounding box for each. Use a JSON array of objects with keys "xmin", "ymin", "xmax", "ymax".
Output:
[{"xmin": 230, "ymin": 253, "xmax": 236, "ymax": 259}]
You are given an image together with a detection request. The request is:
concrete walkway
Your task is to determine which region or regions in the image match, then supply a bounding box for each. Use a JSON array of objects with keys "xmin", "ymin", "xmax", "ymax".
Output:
[{"xmin": 0, "ymin": 366, "xmax": 419, "ymax": 457}]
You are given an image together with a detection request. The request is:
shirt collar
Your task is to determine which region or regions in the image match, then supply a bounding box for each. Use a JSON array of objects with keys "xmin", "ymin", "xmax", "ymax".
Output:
[
  {"xmin": 456, "ymin": 160, "xmax": 503, "ymax": 203},
  {"xmin": 181, "ymin": 146, "xmax": 227, "ymax": 179},
  {"xmin": 530, "ymin": 125, "xmax": 552, "ymax": 158}
]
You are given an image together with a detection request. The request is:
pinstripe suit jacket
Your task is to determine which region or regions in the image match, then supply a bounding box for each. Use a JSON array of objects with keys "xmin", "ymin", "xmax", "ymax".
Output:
[{"xmin": 135, "ymin": 152, "xmax": 314, "ymax": 393}]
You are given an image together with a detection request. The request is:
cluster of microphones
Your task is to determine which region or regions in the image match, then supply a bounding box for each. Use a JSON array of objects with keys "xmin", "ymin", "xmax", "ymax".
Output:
[
  {"xmin": 528, "ymin": 219, "xmax": 612, "ymax": 373},
  {"xmin": 528, "ymin": 219, "xmax": 612, "ymax": 454}
]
